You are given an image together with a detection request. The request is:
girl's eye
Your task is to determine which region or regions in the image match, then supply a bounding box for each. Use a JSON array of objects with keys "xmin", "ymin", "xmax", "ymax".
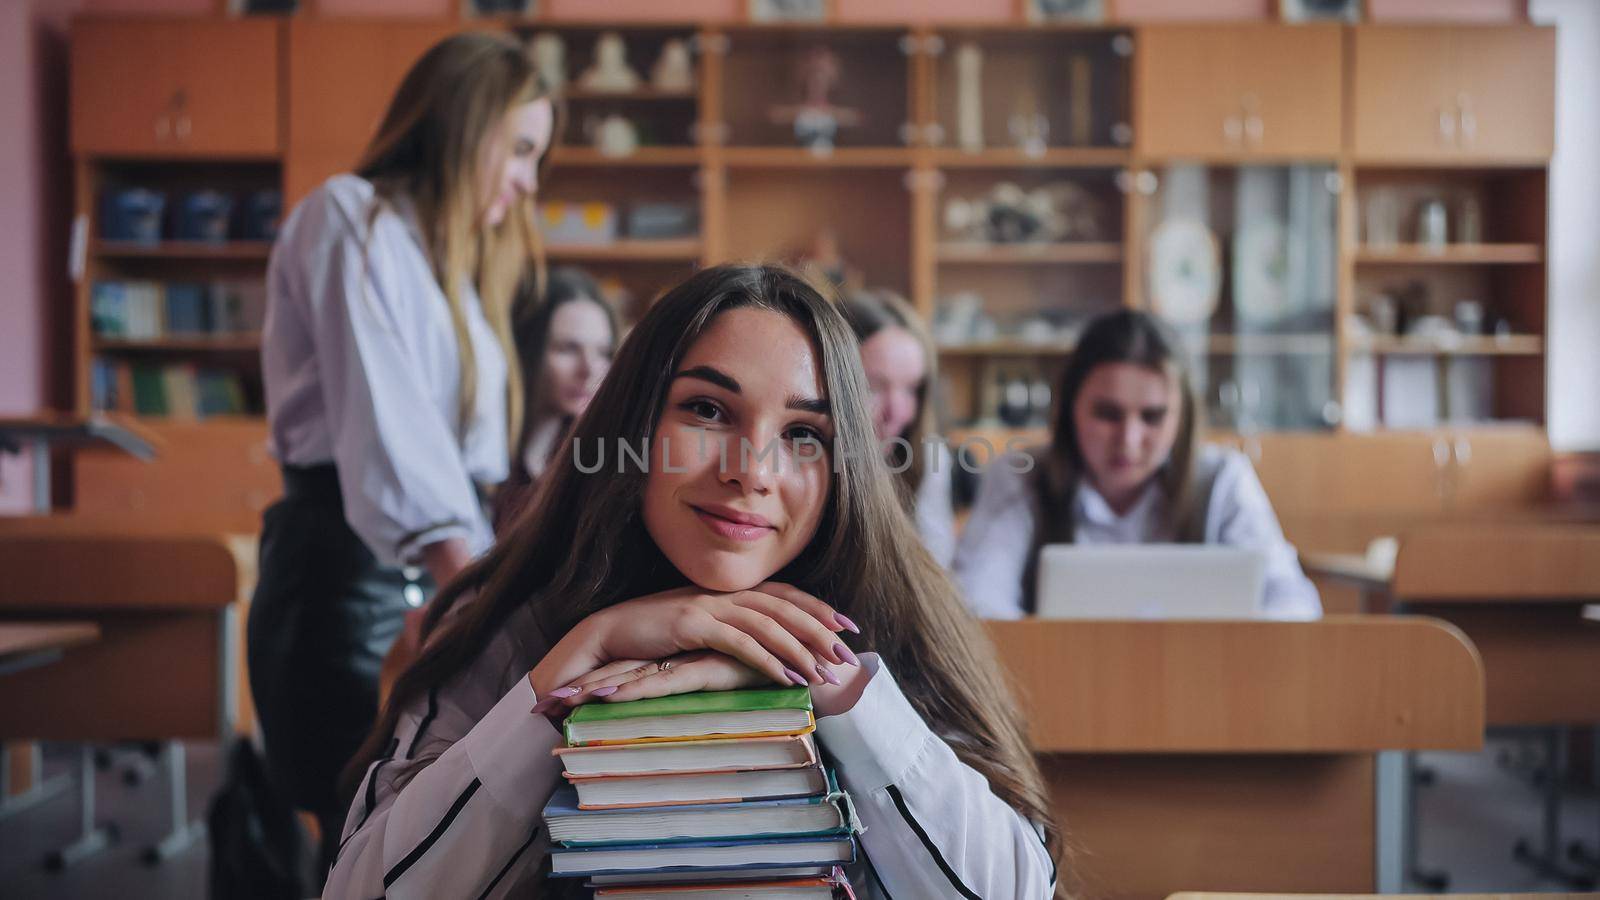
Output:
[
  {"xmin": 1141, "ymin": 410, "xmax": 1167, "ymax": 426},
  {"xmin": 785, "ymin": 424, "xmax": 828, "ymax": 445},
  {"xmin": 681, "ymin": 399, "xmax": 724, "ymax": 423}
]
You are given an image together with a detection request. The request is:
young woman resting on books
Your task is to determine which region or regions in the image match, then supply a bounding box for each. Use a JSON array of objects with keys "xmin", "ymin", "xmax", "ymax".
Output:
[{"xmin": 324, "ymin": 264, "xmax": 1063, "ymax": 899}]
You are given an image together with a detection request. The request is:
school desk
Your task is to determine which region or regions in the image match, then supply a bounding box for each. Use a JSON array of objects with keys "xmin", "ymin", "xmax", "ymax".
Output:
[
  {"xmin": 1302, "ymin": 525, "xmax": 1600, "ymax": 887},
  {"xmin": 0, "ymin": 524, "xmax": 252, "ymax": 865},
  {"xmin": 985, "ymin": 617, "xmax": 1484, "ymax": 900}
]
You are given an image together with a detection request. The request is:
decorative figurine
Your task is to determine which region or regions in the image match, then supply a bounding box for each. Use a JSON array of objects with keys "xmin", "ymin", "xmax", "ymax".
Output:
[
  {"xmin": 579, "ymin": 32, "xmax": 641, "ymax": 93},
  {"xmin": 529, "ymin": 32, "xmax": 566, "ymax": 92},
  {"xmin": 768, "ymin": 45, "xmax": 862, "ymax": 154},
  {"xmin": 651, "ymin": 38, "xmax": 695, "ymax": 92},
  {"xmin": 593, "ymin": 114, "xmax": 639, "ymax": 158},
  {"xmin": 955, "ymin": 42, "xmax": 984, "ymax": 153},
  {"xmin": 1008, "ymin": 88, "xmax": 1049, "ymax": 158}
]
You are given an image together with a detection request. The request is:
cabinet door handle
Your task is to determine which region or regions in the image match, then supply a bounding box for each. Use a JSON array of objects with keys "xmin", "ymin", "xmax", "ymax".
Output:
[
  {"xmin": 1458, "ymin": 104, "xmax": 1477, "ymax": 148},
  {"xmin": 1453, "ymin": 436, "xmax": 1473, "ymax": 466},
  {"xmin": 175, "ymin": 115, "xmax": 192, "ymax": 140},
  {"xmin": 1437, "ymin": 108, "xmax": 1457, "ymax": 146},
  {"xmin": 1244, "ymin": 114, "xmax": 1264, "ymax": 147},
  {"xmin": 1223, "ymin": 115, "xmax": 1243, "ymax": 146},
  {"xmin": 155, "ymin": 115, "xmax": 171, "ymax": 141}
]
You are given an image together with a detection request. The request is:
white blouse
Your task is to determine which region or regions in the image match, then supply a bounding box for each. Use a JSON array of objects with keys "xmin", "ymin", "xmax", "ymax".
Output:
[
  {"xmin": 324, "ymin": 599, "xmax": 1058, "ymax": 899},
  {"xmin": 913, "ymin": 442, "xmax": 957, "ymax": 568},
  {"xmin": 954, "ymin": 444, "xmax": 1321, "ymax": 621},
  {"xmin": 262, "ymin": 175, "xmax": 508, "ymax": 567}
]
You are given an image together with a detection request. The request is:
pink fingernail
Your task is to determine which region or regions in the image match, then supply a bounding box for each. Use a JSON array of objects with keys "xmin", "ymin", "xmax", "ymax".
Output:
[
  {"xmin": 783, "ymin": 667, "xmax": 810, "ymax": 687},
  {"xmin": 591, "ymin": 685, "xmax": 619, "ymax": 697},
  {"xmin": 530, "ymin": 697, "xmax": 558, "ymax": 715},
  {"xmin": 833, "ymin": 643, "xmax": 859, "ymax": 666},
  {"xmin": 834, "ymin": 613, "xmax": 861, "ymax": 634},
  {"xmin": 816, "ymin": 664, "xmax": 841, "ymax": 686},
  {"xmin": 550, "ymin": 686, "xmax": 581, "ymax": 698}
]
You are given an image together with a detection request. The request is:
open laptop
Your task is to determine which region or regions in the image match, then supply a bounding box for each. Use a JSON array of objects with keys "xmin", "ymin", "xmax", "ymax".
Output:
[{"xmin": 1034, "ymin": 544, "xmax": 1268, "ymax": 619}]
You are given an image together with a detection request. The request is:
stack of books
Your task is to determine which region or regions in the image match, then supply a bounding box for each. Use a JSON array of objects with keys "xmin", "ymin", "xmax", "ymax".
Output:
[{"xmin": 543, "ymin": 686, "xmax": 858, "ymax": 898}]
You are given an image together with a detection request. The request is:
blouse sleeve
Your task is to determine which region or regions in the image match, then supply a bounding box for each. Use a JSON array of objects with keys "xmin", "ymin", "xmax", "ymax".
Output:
[
  {"xmin": 914, "ymin": 444, "xmax": 958, "ymax": 569},
  {"xmin": 1208, "ymin": 451, "xmax": 1322, "ymax": 620},
  {"xmin": 951, "ymin": 454, "xmax": 1036, "ymax": 620},
  {"xmin": 293, "ymin": 191, "xmax": 491, "ymax": 566},
  {"xmin": 818, "ymin": 654, "xmax": 1057, "ymax": 899},
  {"xmin": 323, "ymin": 649, "xmax": 563, "ymax": 899}
]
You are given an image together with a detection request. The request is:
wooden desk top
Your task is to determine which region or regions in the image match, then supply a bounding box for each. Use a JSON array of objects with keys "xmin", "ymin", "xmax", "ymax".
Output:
[
  {"xmin": 987, "ymin": 616, "xmax": 1484, "ymax": 753},
  {"xmin": 0, "ymin": 622, "xmax": 100, "ymax": 659},
  {"xmin": 0, "ymin": 524, "xmax": 254, "ymax": 611}
]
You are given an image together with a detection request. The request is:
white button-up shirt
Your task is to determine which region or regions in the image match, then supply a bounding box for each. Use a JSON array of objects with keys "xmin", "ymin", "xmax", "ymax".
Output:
[
  {"xmin": 262, "ymin": 175, "xmax": 508, "ymax": 566},
  {"xmin": 954, "ymin": 443, "xmax": 1321, "ymax": 620}
]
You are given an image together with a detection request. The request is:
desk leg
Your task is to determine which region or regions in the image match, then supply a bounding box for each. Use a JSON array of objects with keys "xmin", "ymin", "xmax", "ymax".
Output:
[
  {"xmin": 0, "ymin": 742, "xmax": 71, "ymax": 822},
  {"xmin": 1376, "ymin": 750, "xmax": 1404, "ymax": 892},
  {"xmin": 1512, "ymin": 726, "xmax": 1598, "ymax": 889},
  {"xmin": 44, "ymin": 746, "xmax": 115, "ymax": 870},
  {"xmin": 141, "ymin": 742, "xmax": 206, "ymax": 865}
]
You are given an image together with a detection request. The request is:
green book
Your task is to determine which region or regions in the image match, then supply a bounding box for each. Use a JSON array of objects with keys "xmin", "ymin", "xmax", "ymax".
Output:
[{"xmin": 563, "ymin": 687, "xmax": 814, "ymax": 747}]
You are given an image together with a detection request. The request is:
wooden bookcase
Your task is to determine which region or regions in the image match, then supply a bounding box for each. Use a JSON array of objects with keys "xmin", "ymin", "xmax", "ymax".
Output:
[{"xmin": 64, "ymin": 13, "xmax": 1557, "ymax": 524}]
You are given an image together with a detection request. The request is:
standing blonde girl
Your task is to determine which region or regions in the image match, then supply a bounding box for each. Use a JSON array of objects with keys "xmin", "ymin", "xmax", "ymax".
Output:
[{"xmin": 249, "ymin": 32, "xmax": 555, "ymax": 874}]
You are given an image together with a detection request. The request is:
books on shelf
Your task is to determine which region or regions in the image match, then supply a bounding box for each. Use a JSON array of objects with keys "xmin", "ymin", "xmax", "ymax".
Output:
[
  {"xmin": 91, "ymin": 279, "xmax": 266, "ymax": 340},
  {"xmin": 543, "ymin": 686, "xmax": 859, "ymax": 896},
  {"xmin": 92, "ymin": 358, "xmax": 251, "ymax": 418}
]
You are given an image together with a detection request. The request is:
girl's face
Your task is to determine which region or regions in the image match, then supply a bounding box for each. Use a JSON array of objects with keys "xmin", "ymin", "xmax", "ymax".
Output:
[
  {"xmin": 642, "ymin": 308, "xmax": 835, "ymax": 593},
  {"xmin": 479, "ymin": 97, "xmax": 554, "ymax": 228},
  {"xmin": 541, "ymin": 299, "xmax": 614, "ymax": 419},
  {"xmin": 1071, "ymin": 361, "xmax": 1182, "ymax": 508},
  {"xmin": 858, "ymin": 325, "xmax": 925, "ymax": 445}
]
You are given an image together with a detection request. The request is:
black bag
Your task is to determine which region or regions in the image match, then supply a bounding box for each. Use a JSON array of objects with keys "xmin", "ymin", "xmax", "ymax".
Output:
[{"xmin": 206, "ymin": 737, "xmax": 315, "ymax": 900}]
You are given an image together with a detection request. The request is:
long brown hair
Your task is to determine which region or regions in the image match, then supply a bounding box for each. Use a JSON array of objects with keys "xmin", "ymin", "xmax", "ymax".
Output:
[
  {"xmin": 355, "ymin": 30, "xmax": 556, "ymax": 450},
  {"xmin": 346, "ymin": 264, "xmax": 1063, "ymax": 887},
  {"xmin": 1024, "ymin": 309, "xmax": 1203, "ymax": 611},
  {"xmin": 838, "ymin": 288, "xmax": 940, "ymax": 507}
]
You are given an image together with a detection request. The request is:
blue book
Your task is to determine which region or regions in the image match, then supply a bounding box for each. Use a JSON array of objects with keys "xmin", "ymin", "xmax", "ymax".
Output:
[
  {"xmin": 543, "ymin": 773, "xmax": 855, "ymax": 848},
  {"xmin": 548, "ymin": 833, "xmax": 856, "ymax": 878}
]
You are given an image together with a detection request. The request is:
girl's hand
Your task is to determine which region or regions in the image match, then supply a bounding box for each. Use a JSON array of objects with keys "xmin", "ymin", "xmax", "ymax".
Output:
[
  {"xmin": 532, "ymin": 651, "xmax": 769, "ymax": 717},
  {"xmin": 528, "ymin": 582, "xmax": 860, "ymax": 702}
]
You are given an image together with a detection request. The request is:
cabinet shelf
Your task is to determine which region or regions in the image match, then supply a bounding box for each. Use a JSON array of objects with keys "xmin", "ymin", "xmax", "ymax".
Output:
[
  {"xmin": 939, "ymin": 341, "xmax": 1075, "ymax": 357},
  {"xmin": 927, "ymin": 147, "xmax": 1129, "ymax": 169},
  {"xmin": 1351, "ymin": 335, "xmax": 1544, "ymax": 357},
  {"xmin": 560, "ymin": 87, "xmax": 696, "ymax": 102},
  {"xmin": 938, "ymin": 242, "xmax": 1122, "ymax": 264},
  {"xmin": 721, "ymin": 147, "xmax": 912, "ymax": 169},
  {"xmin": 93, "ymin": 334, "xmax": 262, "ymax": 352},
  {"xmin": 548, "ymin": 146, "xmax": 702, "ymax": 167},
  {"xmin": 545, "ymin": 240, "xmax": 701, "ymax": 262},
  {"xmin": 93, "ymin": 241, "xmax": 272, "ymax": 260},
  {"xmin": 1353, "ymin": 243, "xmax": 1543, "ymax": 265}
]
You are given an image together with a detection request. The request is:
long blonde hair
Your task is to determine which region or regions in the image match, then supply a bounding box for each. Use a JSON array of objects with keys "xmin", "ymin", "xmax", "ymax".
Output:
[
  {"xmin": 355, "ymin": 31, "xmax": 554, "ymax": 450},
  {"xmin": 348, "ymin": 265, "xmax": 1065, "ymax": 893}
]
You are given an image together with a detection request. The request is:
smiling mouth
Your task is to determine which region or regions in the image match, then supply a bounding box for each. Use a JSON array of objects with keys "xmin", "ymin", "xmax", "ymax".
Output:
[{"xmin": 690, "ymin": 505, "xmax": 776, "ymax": 543}]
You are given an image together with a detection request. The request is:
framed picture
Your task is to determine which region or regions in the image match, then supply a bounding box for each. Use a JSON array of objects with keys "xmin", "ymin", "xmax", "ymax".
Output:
[
  {"xmin": 1024, "ymin": 0, "xmax": 1105, "ymax": 22},
  {"xmin": 1280, "ymin": 0, "xmax": 1362, "ymax": 22},
  {"xmin": 749, "ymin": 0, "xmax": 828, "ymax": 22}
]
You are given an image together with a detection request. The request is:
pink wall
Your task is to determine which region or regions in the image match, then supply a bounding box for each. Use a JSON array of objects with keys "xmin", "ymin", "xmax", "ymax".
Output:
[{"xmin": 0, "ymin": 0, "xmax": 80, "ymax": 514}]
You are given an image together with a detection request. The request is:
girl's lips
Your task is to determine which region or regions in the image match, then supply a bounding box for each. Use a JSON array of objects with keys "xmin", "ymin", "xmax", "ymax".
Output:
[{"xmin": 691, "ymin": 505, "xmax": 776, "ymax": 542}]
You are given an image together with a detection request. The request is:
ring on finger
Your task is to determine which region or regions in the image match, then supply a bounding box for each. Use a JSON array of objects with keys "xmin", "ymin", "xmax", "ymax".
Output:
[{"xmin": 656, "ymin": 658, "xmax": 674, "ymax": 673}]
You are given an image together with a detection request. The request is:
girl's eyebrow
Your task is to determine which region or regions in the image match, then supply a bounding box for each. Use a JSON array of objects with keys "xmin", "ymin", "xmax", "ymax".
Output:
[{"xmin": 674, "ymin": 365, "xmax": 830, "ymax": 416}]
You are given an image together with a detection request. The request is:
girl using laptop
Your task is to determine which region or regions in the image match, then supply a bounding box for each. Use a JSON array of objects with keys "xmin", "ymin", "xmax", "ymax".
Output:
[
  {"xmin": 325, "ymin": 265, "xmax": 1063, "ymax": 899},
  {"xmin": 953, "ymin": 310, "xmax": 1320, "ymax": 620}
]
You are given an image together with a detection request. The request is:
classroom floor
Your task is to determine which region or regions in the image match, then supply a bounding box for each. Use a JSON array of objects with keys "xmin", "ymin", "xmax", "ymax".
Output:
[{"xmin": 0, "ymin": 737, "xmax": 1596, "ymax": 899}]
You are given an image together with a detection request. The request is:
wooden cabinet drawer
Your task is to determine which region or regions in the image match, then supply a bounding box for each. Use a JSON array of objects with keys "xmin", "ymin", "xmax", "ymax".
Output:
[{"xmin": 72, "ymin": 18, "xmax": 281, "ymax": 158}]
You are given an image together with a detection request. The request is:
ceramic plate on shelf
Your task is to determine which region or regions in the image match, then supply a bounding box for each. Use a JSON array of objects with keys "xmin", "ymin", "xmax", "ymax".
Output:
[
  {"xmin": 1148, "ymin": 219, "xmax": 1220, "ymax": 326},
  {"xmin": 1233, "ymin": 219, "xmax": 1290, "ymax": 325}
]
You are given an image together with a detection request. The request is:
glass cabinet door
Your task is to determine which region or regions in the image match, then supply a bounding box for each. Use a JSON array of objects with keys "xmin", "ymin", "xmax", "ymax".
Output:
[{"xmin": 1141, "ymin": 163, "xmax": 1339, "ymax": 431}]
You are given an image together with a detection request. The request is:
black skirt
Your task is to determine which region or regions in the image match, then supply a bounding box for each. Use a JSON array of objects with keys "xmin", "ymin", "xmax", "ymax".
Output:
[{"xmin": 245, "ymin": 464, "xmax": 428, "ymax": 832}]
